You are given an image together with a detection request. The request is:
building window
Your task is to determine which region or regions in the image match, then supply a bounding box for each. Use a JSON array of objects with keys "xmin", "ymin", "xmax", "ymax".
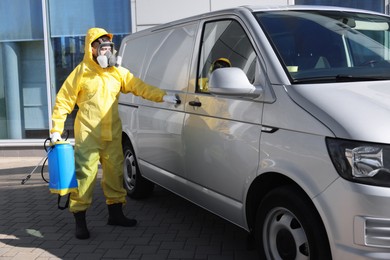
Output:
[
  {"xmin": 295, "ymin": 0, "xmax": 385, "ymax": 13},
  {"xmin": 0, "ymin": 0, "xmax": 131, "ymax": 140},
  {"xmin": 0, "ymin": 0, "xmax": 45, "ymax": 139}
]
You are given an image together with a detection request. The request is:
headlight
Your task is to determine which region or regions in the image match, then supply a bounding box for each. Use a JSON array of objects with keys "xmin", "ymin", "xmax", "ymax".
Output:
[{"xmin": 326, "ymin": 137, "xmax": 390, "ymax": 187}]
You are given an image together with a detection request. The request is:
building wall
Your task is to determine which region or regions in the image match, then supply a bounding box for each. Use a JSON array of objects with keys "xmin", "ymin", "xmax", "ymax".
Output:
[
  {"xmin": 132, "ymin": 0, "xmax": 295, "ymax": 32},
  {"xmin": 132, "ymin": 0, "xmax": 389, "ymax": 32}
]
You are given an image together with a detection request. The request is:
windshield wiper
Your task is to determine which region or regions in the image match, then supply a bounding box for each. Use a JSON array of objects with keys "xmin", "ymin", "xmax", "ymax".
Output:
[
  {"xmin": 335, "ymin": 74, "xmax": 390, "ymax": 81},
  {"xmin": 293, "ymin": 74, "xmax": 390, "ymax": 83}
]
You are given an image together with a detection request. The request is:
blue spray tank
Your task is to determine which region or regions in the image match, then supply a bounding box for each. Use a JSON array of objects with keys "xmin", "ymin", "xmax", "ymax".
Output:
[
  {"xmin": 47, "ymin": 140, "xmax": 78, "ymax": 196},
  {"xmin": 22, "ymin": 133, "xmax": 78, "ymax": 209}
]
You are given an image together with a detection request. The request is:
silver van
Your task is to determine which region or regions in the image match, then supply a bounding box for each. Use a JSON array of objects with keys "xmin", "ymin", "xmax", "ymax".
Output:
[{"xmin": 117, "ymin": 5, "xmax": 390, "ymax": 259}]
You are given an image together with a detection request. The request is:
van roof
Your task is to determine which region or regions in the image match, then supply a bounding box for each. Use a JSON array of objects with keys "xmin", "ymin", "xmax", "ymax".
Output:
[
  {"xmin": 244, "ymin": 5, "xmax": 384, "ymax": 14},
  {"xmin": 137, "ymin": 5, "xmax": 388, "ymax": 34}
]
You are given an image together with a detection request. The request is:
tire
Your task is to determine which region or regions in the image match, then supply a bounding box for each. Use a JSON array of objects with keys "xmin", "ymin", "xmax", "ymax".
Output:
[
  {"xmin": 122, "ymin": 140, "xmax": 154, "ymax": 199},
  {"xmin": 255, "ymin": 186, "xmax": 331, "ymax": 260}
]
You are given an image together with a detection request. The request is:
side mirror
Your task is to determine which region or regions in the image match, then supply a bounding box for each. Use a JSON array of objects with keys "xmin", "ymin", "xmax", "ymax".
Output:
[{"xmin": 209, "ymin": 67, "xmax": 261, "ymax": 98}]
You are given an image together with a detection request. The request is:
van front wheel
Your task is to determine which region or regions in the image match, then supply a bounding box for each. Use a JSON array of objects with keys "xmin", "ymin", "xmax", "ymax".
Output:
[
  {"xmin": 255, "ymin": 186, "xmax": 331, "ymax": 260},
  {"xmin": 122, "ymin": 140, "xmax": 154, "ymax": 199}
]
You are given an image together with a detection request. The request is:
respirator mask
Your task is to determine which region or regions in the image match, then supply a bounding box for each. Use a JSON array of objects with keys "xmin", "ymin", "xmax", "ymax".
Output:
[{"xmin": 96, "ymin": 41, "xmax": 116, "ymax": 68}]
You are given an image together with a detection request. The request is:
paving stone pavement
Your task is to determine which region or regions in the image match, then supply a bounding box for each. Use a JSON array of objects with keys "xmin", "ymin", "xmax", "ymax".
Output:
[{"xmin": 0, "ymin": 157, "xmax": 259, "ymax": 260}]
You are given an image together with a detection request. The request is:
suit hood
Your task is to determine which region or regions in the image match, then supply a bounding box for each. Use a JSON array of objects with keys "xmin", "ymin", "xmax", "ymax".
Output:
[{"xmin": 84, "ymin": 27, "xmax": 113, "ymax": 64}]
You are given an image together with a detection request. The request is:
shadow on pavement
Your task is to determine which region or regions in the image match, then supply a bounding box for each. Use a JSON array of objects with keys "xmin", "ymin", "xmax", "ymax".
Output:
[{"xmin": 0, "ymin": 163, "xmax": 259, "ymax": 259}]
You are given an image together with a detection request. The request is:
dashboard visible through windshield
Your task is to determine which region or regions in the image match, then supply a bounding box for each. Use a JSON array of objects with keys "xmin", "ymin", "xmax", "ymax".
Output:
[{"xmin": 254, "ymin": 10, "xmax": 390, "ymax": 83}]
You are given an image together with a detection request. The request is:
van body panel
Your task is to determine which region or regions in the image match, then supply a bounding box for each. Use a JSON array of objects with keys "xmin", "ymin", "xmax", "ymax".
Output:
[
  {"xmin": 139, "ymin": 158, "xmax": 247, "ymax": 229},
  {"xmin": 119, "ymin": 5, "xmax": 390, "ymax": 259},
  {"xmin": 118, "ymin": 103, "xmax": 138, "ymax": 147},
  {"xmin": 183, "ymin": 109, "xmax": 261, "ymax": 201},
  {"xmin": 118, "ymin": 21, "xmax": 199, "ymax": 88},
  {"xmin": 136, "ymin": 107, "xmax": 186, "ymax": 178},
  {"xmin": 259, "ymin": 129, "xmax": 339, "ymax": 197},
  {"xmin": 291, "ymin": 81, "xmax": 390, "ymax": 143},
  {"xmin": 137, "ymin": 159, "xmax": 189, "ymax": 199},
  {"xmin": 119, "ymin": 20, "xmax": 197, "ymax": 180},
  {"xmin": 262, "ymin": 84, "xmax": 334, "ymax": 136}
]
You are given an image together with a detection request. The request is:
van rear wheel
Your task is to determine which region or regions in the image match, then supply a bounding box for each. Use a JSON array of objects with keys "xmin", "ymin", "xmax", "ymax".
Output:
[
  {"xmin": 122, "ymin": 140, "xmax": 154, "ymax": 199},
  {"xmin": 255, "ymin": 186, "xmax": 331, "ymax": 260}
]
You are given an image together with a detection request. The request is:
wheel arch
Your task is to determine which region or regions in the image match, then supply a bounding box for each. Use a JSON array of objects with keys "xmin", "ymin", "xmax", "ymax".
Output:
[
  {"xmin": 245, "ymin": 172, "xmax": 332, "ymax": 258},
  {"xmin": 246, "ymin": 173, "xmax": 290, "ymax": 231},
  {"xmin": 122, "ymin": 131, "xmax": 131, "ymax": 148},
  {"xmin": 122, "ymin": 131, "xmax": 138, "ymax": 157},
  {"xmin": 121, "ymin": 130, "xmax": 155, "ymax": 199},
  {"xmin": 245, "ymin": 172, "xmax": 326, "ymax": 234}
]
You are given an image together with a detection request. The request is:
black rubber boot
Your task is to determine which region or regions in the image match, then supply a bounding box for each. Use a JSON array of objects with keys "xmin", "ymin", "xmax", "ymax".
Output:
[
  {"xmin": 73, "ymin": 211, "xmax": 90, "ymax": 239},
  {"xmin": 107, "ymin": 203, "xmax": 137, "ymax": 227}
]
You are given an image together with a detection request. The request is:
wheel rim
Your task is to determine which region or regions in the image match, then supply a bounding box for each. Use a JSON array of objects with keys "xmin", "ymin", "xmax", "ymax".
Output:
[
  {"xmin": 123, "ymin": 150, "xmax": 136, "ymax": 191},
  {"xmin": 263, "ymin": 207, "xmax": 309, "ymax": 260}
]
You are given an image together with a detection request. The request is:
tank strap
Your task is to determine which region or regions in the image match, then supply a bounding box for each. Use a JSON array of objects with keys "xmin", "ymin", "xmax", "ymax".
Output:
[{"xmin": 57, "ymin": 194, "xmax": 70, "ymax": 210}]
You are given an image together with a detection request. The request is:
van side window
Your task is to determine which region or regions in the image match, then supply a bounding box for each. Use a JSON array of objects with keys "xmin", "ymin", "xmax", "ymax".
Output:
[
  {"xmin": 122, "ymin": 23, "xmax": 197, "ymax": 91},
  {"xmin": 197, "ymin": 20, "xmax": 256, "ymax": 93},
  {"xmin": 121, "ymin": 36, "xmax": 147, "ymax": 77}
]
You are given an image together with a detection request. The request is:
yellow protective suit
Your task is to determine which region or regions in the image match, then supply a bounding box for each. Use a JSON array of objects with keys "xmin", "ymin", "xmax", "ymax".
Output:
[
  {"xmin": 198, "ymin": 58, "xmax": 231, "ymax": 92},
  {"xmin": 51, "ymin": 27, "xmax": 166, "ymax": 213}
]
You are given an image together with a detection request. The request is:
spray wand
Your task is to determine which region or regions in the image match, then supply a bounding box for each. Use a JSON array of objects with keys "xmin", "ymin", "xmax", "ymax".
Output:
[
  {"xmin": 21, "ymin": 130, "xmax": 70, "ymax": 185},
  {"xmin": 21, "ymin": 151, "xmax": 50, "ymax": 184}
]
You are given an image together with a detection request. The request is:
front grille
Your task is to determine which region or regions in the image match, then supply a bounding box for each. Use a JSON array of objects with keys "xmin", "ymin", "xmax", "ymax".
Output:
[{"xmin": 365, "ymin": 217, "xmax": 390, "ymax": 248}]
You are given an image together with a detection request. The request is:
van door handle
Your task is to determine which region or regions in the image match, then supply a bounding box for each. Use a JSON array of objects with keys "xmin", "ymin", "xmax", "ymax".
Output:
[{"xmin": 189, "ymin": 100, "xmax": 202, "ymax": 107}]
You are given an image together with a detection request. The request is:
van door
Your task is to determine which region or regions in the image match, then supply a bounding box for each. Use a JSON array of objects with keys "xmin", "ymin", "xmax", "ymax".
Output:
[
  {"xmin": 183, "ymin": 19, "xmax": 264, "ymax": 223},
  {"xmin": 120, "ymin": 23, "xmax": 198, "ymax": 184}
]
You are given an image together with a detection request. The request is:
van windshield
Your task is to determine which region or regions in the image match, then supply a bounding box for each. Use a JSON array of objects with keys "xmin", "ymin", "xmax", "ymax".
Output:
[{"xmin": 254, "ymin": 10, "xmax": 390, "ymax": 83}]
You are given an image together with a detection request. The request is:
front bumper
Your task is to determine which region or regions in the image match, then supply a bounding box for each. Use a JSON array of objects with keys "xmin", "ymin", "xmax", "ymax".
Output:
[{"xmin": 315, "ymin": 177, "xmax": 390, "ymax": 259}]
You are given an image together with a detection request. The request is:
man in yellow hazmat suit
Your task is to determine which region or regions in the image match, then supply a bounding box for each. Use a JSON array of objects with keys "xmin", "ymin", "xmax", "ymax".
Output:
[
  {"xmin": 50, "ymin": 27, "xmax": 178, "ymax": 239},
  {"xmin": 198, "ymin": 57, "xmax": 231, "ymax": 92}
]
